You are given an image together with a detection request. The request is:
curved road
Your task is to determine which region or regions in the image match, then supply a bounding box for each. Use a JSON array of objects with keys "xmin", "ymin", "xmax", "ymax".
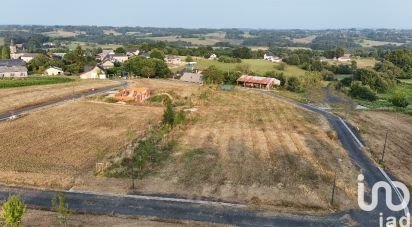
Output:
[{"xmin": 0, "ymin": 87, "xmax": 410, "ymax": 226}]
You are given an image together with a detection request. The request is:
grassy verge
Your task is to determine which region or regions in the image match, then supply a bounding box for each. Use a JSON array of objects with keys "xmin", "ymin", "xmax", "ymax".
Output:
[{"xmin": 0, "ymin": 77, "xmax": 74, "ymax": 89}]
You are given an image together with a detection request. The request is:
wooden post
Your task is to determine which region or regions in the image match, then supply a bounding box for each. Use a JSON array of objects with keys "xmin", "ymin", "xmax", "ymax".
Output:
[
  {"xmin": 380, "ymin": 131, "xmax": 389, "ymax": 163},
  {"xmin": 331, "ymin": 171, "xmax": 337, "ymax": 206}
]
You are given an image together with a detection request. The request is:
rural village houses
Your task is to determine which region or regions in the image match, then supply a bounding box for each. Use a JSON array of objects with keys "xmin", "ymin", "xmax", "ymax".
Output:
[
  {"xmin": 0, "ymin": 59, "xmax": 28, "ymax": 78},
  {"xmin": 9, "ymin": 40, "xmax": 40, "ymax": 63}
]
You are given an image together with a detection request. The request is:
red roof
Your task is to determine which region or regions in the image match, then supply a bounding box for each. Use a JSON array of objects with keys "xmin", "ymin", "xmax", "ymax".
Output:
[{"xmin": 237, "ymin": 75, "xmax": 278, "ymax": 85}]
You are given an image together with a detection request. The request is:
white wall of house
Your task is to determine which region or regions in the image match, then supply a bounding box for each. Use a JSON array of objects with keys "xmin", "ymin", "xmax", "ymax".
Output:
[
  {"xmin": 0, "ymin": 71, "xmax": 28, "ymax": 78},
  {"xmin": 45, "ymin": 68, "xmax": 63, "ymax": 76},
  {"xmin": 80, "ymin": 66, "xmax": 106, "ymax": 80}
]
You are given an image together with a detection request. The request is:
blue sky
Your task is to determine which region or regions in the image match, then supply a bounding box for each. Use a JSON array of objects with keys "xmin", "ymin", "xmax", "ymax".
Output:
[{"xmin": 2, "ymin": 0, "xmax": 412, "ymax": 29}]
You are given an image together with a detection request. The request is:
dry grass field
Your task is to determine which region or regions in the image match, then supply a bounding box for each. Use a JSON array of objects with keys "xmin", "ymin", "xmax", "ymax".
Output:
[
  {"xmin": 137, "ymin": 87, "xmax": 358, "ymax": 211},
  {"xmin": 347, "ymin": 111, "xmax": 412, "ymax": 187},
  {"xmin": 0, "ymin": 80, "xmax": 118, "ymax": 113},
  {"xmin": 20, "ymin": 209, "xmax": 220, "ymax": 227},
  {"xmin": 0, "ymin": 100, "xmax": 163, "ymax": 189}
]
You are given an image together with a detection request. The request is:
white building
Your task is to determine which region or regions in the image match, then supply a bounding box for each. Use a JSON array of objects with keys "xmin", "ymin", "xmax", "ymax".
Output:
[
  {"xmin": 264, "ymin": 53, "xmax": 283, "ymax": 63},
  {"xmin": 208, "ymin": 54, "xmax": 217, "ymax": 60},
  {"xmin": 45, "ymin": 67, "xmax": 64, "ymax": 76},
  {"xmin": 112, "ymin": 54, "xmax": 129, "ymax": 63},
  {"xmin": 164, "ymin": 55, "xmax": 182, "ymax": 65},
  {"xmin": 80, "ymin": 66, "xmax": 106, "ymax": 80},
  {"xmin": 126, "ymin": 48, "xmax": 140, "ymax": 57},
  {"xmin": 337, "ymin": 54, "xmax": 352, "ymax": 62},
  {"xmin": 0, "ymin": 66, "xmax": 28, "ymax": 78},
  {"xmin": 101, "ymin": 60, "xmax": 115, "ymax": 69}
]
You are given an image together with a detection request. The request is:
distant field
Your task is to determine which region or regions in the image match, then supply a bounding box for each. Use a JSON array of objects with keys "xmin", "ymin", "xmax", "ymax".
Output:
[
  {"xmin": 144, "ymin": 36, "xmax": 221, "ymax": 46},
  {"xmin": 42, "ymin": 29, "xmax": 83, "ymax": 38},
  {"xmin": 292, "ymin": 35, "xmax": 317, "ymax": 44},
  {"xmin": 357, "ymin": 39, "xmax": 405, "ymax": 48},
  {"xmin": 139, "ymin": 87, "xmax": 358, "ymax": 211},
  {"xmin": 194, "ymin": 57, "xmax": 307, "ymax": 77},
  {"xmin": 68, "ymin": 41, "xmax": 122, "ymax": 50},
  {"xmin": 0, "ymin": 101, "xmax": 163, "ymax": 189},
  {"xmin": 0, "ymin": 37, "xmax": 4, "ymax": 46},
  {"xmin": 355, "ymin": 58, "xmax": 378, "ymax": 68},
  {"xmin": 324, "ymin": 58, "xmax": 377, "ymax": 69},
  {"xmin": 0, "ymin": 76, "xmax": 73, "ymax": 89},
  {"xmin": 103, "ymin": 29, "xmax": 122, "ymax": 36},
  {"xmin": 0, "ymin": 79, "xmax": 118, "ymax": 113},
  {"xmin": 141, "ymin": 32, "xmax": 242, "ymax": 46}
]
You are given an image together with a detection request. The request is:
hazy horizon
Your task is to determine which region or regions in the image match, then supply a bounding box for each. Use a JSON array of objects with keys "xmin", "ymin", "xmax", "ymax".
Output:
[{"xmin": 2, "ymin": 0, "xmax": 412, "ymax": 29}]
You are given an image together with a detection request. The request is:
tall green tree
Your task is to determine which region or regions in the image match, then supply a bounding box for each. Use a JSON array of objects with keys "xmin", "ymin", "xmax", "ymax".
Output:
[
  {"xmin": 1, "ymin": 195, "xmax": 26, "ymax": 227},
  {"xmin": 124, "ymin": 58, "xmax": 171, "ymax": 78},
  {"xmin": 202, "ymin": 65, "xmax": 224, "ymax": 84},
  {"xmin": 1, "ymin": 46, "xmax": 10, "ymax": 59},
  {"xmin": 150, "ymin": 49, "xmax": 165, "ymax": 60},
  {"xmin": 114, "ymin": 47, "xmax": 126, "ymax": 54},
  {"xmin": 335, "ymin": 48, "xmax": 345, "ymax": 58}
]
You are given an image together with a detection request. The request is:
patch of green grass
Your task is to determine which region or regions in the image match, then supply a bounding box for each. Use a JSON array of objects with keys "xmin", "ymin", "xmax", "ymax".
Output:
[
  {"xmin": 358, "ymin": 84, "xmax": 412, "ymax": 115},
  {"xmin": 194, "ymin": 57, "xmax": 307, "ymax": 77},
  {"xmin": 0, "ymin": 37, "xmax": 4, "ymax": 46},
  {"xmin": 399, "ymin": 79, "xmax": 412, "ymax": 85},
  {"xmin": 0, "ymin": 76, "xmax": 74, "ymax": 89}
]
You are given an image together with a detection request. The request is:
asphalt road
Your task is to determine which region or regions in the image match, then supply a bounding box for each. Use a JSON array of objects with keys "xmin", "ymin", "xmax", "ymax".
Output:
[
  {"xmin": 259, "ymin": 90, "xmax": 411, "ymax": 226},
  {"xmin": 0, "ymin": 87, "xmax": 410, "ymax": 226},
  {"xmin": 0, "ymin": 80, "xmax": 128, "ymax": 122}
]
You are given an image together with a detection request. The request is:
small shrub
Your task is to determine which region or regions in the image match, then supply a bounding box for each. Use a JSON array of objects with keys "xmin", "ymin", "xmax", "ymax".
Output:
[
  {"xmin": 286, "ymin": 76, "xmax": 303, "ymax": 92},
  {"xmin": 163, "ymin": 101, "xmax": 176, "ymax": 127},
  {"xmin": 52, "ymin": 193, "xmax": 72, "ymax": 227},
  {"xmin": 349, "ymin": 82, "xmax": 377, "ymax": 101},
  {"xmin": 390, "ymin": 92, "xmax": 409, "ymax": 108},
  {"xmin": 1, "ymin": 195, "xmax": 26, "ymax": 227}
]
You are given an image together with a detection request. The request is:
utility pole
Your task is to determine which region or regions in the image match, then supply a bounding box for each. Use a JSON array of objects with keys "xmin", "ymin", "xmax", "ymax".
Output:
[{"xmin": 380, "ymin": 130, "xmax": 389, "ymax": 163}]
